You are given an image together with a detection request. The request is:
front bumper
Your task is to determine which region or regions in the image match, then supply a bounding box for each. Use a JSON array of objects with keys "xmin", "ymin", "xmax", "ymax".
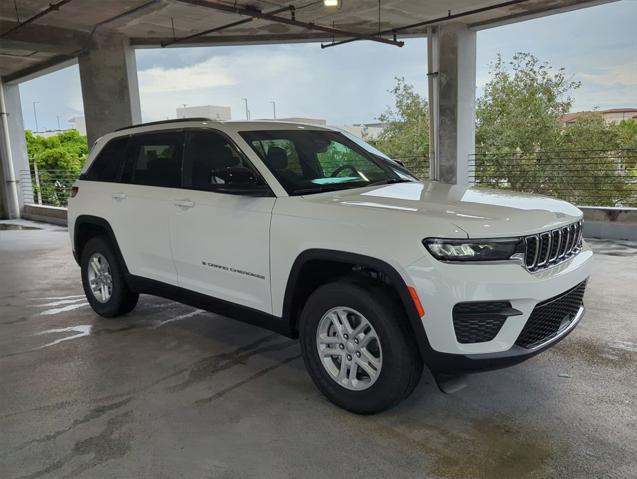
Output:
[
  {"xmin": 427, "ymin": 305, "xmax": 585, "ymax": 373},
  {"xmin": 405, "ymin": 243, "xmax": 592, "ymax": 371}
]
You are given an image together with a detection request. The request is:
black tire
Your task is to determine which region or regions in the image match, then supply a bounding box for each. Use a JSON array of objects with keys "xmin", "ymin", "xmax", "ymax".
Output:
[
  {"xmin": 299, "ymin": 279, "xmax": 423, "ymax": 414},
  {"xmin": 81, "ymin": 236, "xmax": 139, "ymax": 318}
]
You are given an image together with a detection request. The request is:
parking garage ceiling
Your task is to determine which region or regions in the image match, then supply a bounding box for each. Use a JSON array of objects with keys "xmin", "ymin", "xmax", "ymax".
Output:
[{"xmin": 0, "ymin": 0, "xmax": 610, "ymax": 82}]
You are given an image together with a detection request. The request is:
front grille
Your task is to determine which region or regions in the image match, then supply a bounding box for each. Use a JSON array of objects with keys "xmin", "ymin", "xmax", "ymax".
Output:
[
  {"xmin": 453, "ymin": 301, "xmax": 522, "ymax": 344},
  {"xmin": 515, "ymin": 280, "xmax": 587, "ymax": 349},
  {"xmin": 523, "ymin": 220, "xmax": 583, "ymax": 271}
]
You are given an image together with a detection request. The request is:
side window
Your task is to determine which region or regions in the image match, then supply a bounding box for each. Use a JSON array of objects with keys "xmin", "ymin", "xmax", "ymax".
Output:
[
  {"xmin": 183, "ymin": 130, "xmax": 259, "ymax": 191},
  {"xmin": 122, "ymin": 132, "xmax": 183, "ymax": 188},
  {"xmin": 84, "ymin": 137, "xmax": 128, "ymax": 182}
]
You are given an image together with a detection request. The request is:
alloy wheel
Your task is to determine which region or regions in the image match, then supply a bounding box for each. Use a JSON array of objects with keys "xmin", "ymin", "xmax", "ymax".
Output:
[
  {"xmin": 87, "ymin": 252, "xmax": 113, "ymax": 303},
  {"xmin": 316, "ymin": 307, "xmax": 383, "ymax": 391}
]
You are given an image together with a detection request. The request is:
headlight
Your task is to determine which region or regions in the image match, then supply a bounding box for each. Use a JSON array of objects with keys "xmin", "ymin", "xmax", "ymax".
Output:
[{"xmin": 423, "ymin": 238, "xmax": 524, "ymax": 262}]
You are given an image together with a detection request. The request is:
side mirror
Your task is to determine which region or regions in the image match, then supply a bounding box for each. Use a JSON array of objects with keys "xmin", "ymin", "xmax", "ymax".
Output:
[
  {"xmin": 212, "ymin": 166, "xmax": 271, "ymax": 196},
  {"xmin": 221, "ymin": 166, "xmax": 260, "ymax": 185}
]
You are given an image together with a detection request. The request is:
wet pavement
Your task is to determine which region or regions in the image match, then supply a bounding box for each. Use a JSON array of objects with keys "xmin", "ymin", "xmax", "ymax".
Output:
[{"xmin": 1, "ymin": 220, "xmax": 636, "ymax": 479}]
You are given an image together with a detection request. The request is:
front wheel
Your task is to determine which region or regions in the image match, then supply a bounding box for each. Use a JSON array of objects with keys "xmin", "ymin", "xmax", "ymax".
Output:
[
  {"xmin": 299, "ymin": 279, "xmax": 423, "ymax": 414},
  {"xmin": 81, "ymin": 236, "xmax": 139, "ymax": 317}
]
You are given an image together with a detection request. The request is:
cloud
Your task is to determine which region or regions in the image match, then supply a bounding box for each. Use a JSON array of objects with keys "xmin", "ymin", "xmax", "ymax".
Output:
[
  {"xmin": 137, "ymin": 49, "xmax": 317, "ymax": 121},
  {"xmin": 139, "ymin": 63, "xmax": 234, "ymax": 93},
  {"xmin": 577, "ymin": 62, "xmax": 637, "ymax": 88},
  {"xmin": 138, "ymin": 52, "xmax": 307, "ymax": 93}
]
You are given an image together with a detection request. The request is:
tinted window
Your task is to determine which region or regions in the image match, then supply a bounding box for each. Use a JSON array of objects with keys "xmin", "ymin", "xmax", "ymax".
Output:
[
  {"xmin": 122, "ymin": 132, "xmax": 183, "ymax": 188},
  {"xmin": 183, "ymin": 130, "xmax": 260, "ymax": 191},
  {"xmin": 240, "ymin": 130, "xmax": 417, "ymax": 195},
  {"xmin": 249, "ymin": 138, "xmax": 304, "ymax": 176},
  {"xmin": 84, "ymin": 137, "xmax": 128, "ymax": 182},
  {"xmin": 315, "ymin": 141, "xmax": 385, "ymax": 178}
]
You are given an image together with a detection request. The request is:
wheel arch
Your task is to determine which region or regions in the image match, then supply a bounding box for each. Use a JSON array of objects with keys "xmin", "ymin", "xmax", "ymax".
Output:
[
  {"xmin": 74, "ymin": 215, "xmax": 130, "ymax": 276},
  {"xmin": 282, "ymin": 249, "xmax": 430, "ymax": 360}
]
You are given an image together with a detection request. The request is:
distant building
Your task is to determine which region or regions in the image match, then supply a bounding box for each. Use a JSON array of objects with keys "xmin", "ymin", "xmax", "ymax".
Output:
[
  {"xmin": 338, "ymin": 122, "xmax": 386, "ymax": 140},
  {"xmin": 176, "ymin": 105, "xmax": 231, "ymax": 121},
  {"xmin": 32, "ymin": 116, "xmax": 86, "ymax": 137},
  {"xmin": 560, "ymin": 108, "xmax": 637, "ymax": 125},
  {"xmin": 32, "ymin": 129, "xmax": 68, "ymax": 138}
]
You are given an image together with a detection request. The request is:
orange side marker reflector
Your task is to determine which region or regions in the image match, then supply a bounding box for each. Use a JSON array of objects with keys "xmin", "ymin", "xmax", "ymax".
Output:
[{"xmin": 408, "ymin": 286, "xmax": 425, "ymax": 318}]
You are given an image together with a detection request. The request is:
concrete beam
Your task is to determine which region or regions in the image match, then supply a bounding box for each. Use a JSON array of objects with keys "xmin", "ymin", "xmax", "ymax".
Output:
[
  {"xmin": 0, "ymin": 20, "xmax": 87, "ymax": 53},
  {"xmin": 78, "ymin": 32, "xmax": 141, "ymax": 144},
  {"xmin": 429, "ymin": 22, "xmax": 476, "ymax": 186}
]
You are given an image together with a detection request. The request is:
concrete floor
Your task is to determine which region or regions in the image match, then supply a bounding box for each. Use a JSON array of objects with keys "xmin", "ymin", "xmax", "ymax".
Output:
[{"xmin": 1, "ymin": 220, "xmax": 636, "ymax": 479}]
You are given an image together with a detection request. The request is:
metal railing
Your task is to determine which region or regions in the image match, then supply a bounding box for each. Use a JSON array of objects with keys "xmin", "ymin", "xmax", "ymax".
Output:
[
  {"xmin": 395, "ymin": 156, "xmax": 430, "ymax": 180},
  {"xmin": 19, "ymin": 167, "xmax": 79, "ymax": 208},
  {"xmin": 469, "ymin": 149, "xmax": 637, "ymax": 207}
]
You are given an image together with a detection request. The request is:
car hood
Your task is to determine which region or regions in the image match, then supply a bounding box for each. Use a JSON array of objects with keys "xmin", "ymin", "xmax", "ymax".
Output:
[{"xmin": 301, "ymin": 181, "xmax": 583, "ymax": 238}]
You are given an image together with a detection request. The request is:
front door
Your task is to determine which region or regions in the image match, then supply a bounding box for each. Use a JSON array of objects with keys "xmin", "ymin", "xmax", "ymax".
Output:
[{"xmin": 171, "ymin": 129, "xmax": 275, "ymax": 313}]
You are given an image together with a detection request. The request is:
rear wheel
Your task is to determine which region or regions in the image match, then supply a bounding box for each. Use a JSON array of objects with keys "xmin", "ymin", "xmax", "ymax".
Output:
[
  {"xmin": 299, "ymin": 279, "xmax": 423, "ymax": 414},
  {"xmin": 81, "ymin": 236, "xmax": 138, "ymax": 317}
]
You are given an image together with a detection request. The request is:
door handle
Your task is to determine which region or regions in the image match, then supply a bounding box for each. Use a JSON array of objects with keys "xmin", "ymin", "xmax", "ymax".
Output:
[
  {"xmin": 174, "ymin": 199, "xmax": 195, "ymax": 209},
  {"xmin": 112, "ymin": 193, "xmax": 126, "ymax": 201}
]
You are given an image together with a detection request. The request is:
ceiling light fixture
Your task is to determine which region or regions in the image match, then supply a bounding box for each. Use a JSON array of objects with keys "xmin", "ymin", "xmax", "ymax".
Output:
[{"xmin": 324, "ymin": 0, "xmax": 340, "ymax": 7}]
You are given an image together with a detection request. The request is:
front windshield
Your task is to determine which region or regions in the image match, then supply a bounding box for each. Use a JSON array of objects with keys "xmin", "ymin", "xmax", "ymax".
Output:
[
  {"xmin": 337, "ymin": 128, "xmax": 392, "ymax": 160},
  {"xmin": 239, "ymin": 129, "xmax": 417, "ymax": 195}
]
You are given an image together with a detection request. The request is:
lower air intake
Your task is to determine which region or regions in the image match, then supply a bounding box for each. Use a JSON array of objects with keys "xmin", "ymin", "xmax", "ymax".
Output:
[{"xmin": 515, "ymin": 281, "xmax": 587, "ymax": 349}]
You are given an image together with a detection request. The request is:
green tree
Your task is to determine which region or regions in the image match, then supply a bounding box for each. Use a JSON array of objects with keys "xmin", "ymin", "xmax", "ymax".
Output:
[
  {"xmin": 476, "ymin": 52, "xmax": 579, "ymax": 151},
  {"xmin": 473, "ymin": 53, "xmax": 574, "ymax": 194},
  {"xmin": 370, "ymin": 77, "xmax": 429, "ymax": 178},
  {"xmin": 541, "ymin": 113, "xmax": 635, "ymax": 206},
  {"xmin": 617, "ymin": 119, "xmax": 637, "ymax": 152},
  {"xmin": 474, "ymin": 53, "xmax": 636, "ymax": 206},
  {"xmin": 26, "ymin": 129, "xmax": 88, "ymax": 172},
  {"xmin": 374, "ymin": 57, "xmax": 637, "ymax": 207},
  {"xmin": 25, "ymin": 129, "xmax": 88, "ymax": 206}
]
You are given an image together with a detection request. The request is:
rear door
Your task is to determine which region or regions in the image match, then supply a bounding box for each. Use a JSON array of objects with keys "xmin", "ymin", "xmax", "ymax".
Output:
[
  {"xmin": 74, "ymin": 136, "xmax": 129, "ymax": 252},
  {"xmin": 111, "ymin": 130, "xmax": 184, "ymax": 285},
  {"xmin": 171, "ymin": 129, "xmax": 275, "ymax": 313}
]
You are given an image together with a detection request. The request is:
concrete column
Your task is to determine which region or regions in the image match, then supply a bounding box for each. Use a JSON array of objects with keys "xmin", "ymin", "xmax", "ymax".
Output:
[
  {"xmin": 0, "ymin": 80, "xmax": 31, "ymax": 218},
  {"xmin": 78, "ymin": 32, "xmax": 141, "ymax": 145},
  {"xmin": 429, "ymin": 22, "xmax": 476, "ymax": 186}
]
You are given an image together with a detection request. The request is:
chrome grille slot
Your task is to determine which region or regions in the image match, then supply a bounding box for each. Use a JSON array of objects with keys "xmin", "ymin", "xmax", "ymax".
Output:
[
  {"xmin": 537, "ymin": 232, "xmax": 551, "ymax": 267},
  {"xmin": 567, "ymin": 223, "xmax": 576, "ymax": 255},
  {"xmin": 573, "ymin": 222, "xmax": 581, "ymax": 253},
  {"xmin": 525, "ymin": 236, "xmax": 539, "ymax": 270},
  {"xmin": 558, "ymin": 226, "xmax": 569, "ymax": 258},
  {"xmin": 549, "ymin": 230, "xmax": 561, "ymax": 262},
  {"xmin": 523, "ymin": 221, "xmax": 583, "ymax": 272}
]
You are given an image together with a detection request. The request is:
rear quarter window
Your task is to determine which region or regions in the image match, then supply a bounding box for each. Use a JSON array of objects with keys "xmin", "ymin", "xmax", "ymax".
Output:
[{"xmin": 83, "ymin": 137, "xmax": 129, "ymax": 182}]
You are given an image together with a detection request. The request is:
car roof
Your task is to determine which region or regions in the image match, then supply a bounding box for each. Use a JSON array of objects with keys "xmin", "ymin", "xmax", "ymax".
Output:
[
  {"xmin": 87, "ymin": 119, "xmax": 339, "ymax": 168},
  {"xmin": 108, "ymin": 118, "xmax": 335, "ymax": 138}
]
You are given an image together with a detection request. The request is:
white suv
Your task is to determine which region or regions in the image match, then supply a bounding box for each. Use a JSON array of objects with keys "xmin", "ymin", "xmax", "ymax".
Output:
[{"xmin": 68, "ymin": 118, "xmax": 592, "ymax": 413}]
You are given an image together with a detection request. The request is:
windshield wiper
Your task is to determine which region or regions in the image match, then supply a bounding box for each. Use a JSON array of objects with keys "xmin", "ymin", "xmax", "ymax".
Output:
[
  {"xmin": 292, "ymin": 186, "xmax": 343, "ymax": 195},
  {"xmin": 293, "ymin": 178, "xmax": 413, "ymax": 195},
  {"xmin": 367, "ymin": 178, "xmax": 413, "ymax": 187}
]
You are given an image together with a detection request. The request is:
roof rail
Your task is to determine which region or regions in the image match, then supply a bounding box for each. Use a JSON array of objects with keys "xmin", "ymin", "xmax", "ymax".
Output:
[{"xmin": 114, "ymin": 117, "xmax": 213, "ymax": 132}]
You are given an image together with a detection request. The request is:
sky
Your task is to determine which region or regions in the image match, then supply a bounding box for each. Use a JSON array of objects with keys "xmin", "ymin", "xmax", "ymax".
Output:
[{"xmin": 17, "ymin": 0, "xmax": 637, "ymax": 132}]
